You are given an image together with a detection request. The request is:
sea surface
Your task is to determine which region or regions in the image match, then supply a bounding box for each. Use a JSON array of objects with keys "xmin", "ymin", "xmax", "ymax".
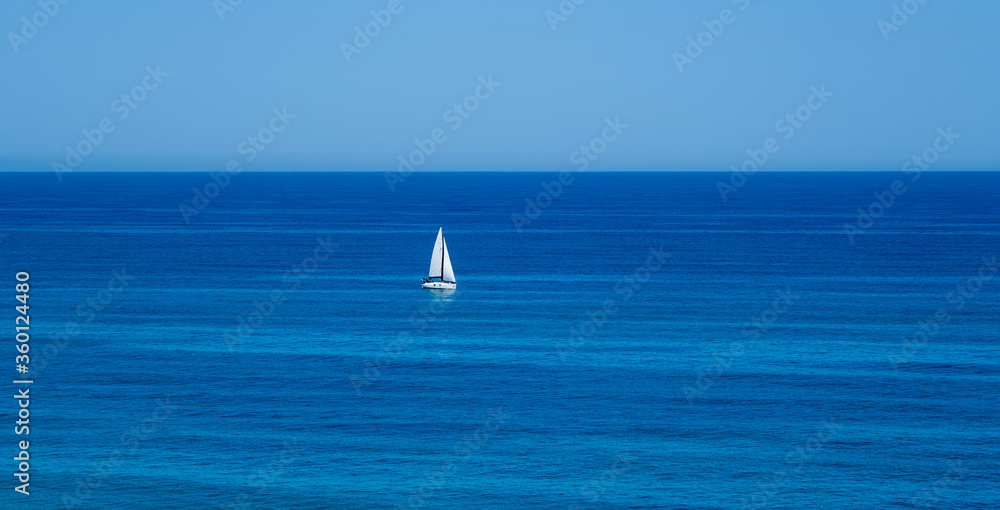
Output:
[{"xmin": 2, "ymin": 171, "xmax": 998, "ymax": 509}]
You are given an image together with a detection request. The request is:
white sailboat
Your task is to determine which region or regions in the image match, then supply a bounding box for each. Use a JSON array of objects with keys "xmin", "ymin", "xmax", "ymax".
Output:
[{"xmin": 421, "ymin": 228, "xmax": 456, "ymax": 290}]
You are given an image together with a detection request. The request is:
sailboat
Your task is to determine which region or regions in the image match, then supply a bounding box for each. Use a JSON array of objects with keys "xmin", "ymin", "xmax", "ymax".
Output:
[{"xmin": 421, "ymin": 227, "xmax": 457, "ymax": 290}]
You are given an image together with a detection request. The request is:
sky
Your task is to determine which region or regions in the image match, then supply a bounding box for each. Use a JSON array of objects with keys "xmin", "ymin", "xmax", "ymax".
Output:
[{"xmin": 1, "ymin": 0, "xmax": 998, "ymax": 172}]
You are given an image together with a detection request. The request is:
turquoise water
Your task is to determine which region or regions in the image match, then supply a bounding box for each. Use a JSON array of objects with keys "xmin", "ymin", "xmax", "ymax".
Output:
[{"xmin": 2, "ymin": 171, "xmax": 998, "ymax": 509}]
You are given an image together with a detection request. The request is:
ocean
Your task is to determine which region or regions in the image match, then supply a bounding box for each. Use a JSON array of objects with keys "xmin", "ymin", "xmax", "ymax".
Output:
[{"xmin": 3, "ymin": 171, "xmax": 998, "ymax": 509}]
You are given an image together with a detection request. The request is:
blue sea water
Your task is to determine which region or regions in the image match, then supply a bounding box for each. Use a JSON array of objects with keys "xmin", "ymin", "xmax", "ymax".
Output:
[{"xmin": 2, "ymin": 171, "xmax": 998, "ymax": 509}]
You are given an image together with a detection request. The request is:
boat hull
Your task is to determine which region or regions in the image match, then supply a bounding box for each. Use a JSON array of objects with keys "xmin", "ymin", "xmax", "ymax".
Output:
[{"xmin": 421, "ymin": 281, "xmax": 456, "ymax": 290}]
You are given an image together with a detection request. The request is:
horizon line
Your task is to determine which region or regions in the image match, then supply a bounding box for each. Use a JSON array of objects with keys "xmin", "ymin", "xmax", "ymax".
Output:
[{"xmin": 1, "ymin": 168, "xmax": 999, "ymax": 173}]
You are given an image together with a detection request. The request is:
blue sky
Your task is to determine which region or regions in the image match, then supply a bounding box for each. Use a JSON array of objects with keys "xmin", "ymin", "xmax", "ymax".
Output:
[{"xmin": 1, "ymin": 0, "xmax": 997, "ymax": 171}]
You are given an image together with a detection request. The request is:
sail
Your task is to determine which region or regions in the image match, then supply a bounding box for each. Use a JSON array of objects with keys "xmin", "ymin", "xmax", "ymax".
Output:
[
  {"xmin": 441, "ymin": 235, "xmax": 455, "ymax": 282},
  {"xmin": 428, "ymin": 228, "xmax": 444, "ymax": 278}
]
